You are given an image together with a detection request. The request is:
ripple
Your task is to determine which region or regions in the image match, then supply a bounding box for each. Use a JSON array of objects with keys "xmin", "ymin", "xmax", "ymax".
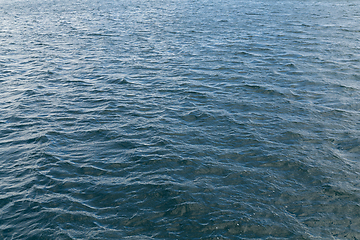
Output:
[{"xmin": 1, "ymin": 0, "xmax": 360, "ymax": 239}]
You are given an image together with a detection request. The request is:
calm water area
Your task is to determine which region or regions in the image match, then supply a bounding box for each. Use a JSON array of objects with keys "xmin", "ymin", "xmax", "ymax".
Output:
[{"xmin": 1, "ymin": 0, "xmax": 360, "ymax": 239}]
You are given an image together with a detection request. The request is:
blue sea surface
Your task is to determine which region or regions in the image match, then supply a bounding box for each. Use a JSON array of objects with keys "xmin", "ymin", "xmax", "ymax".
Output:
[{"xmin": 1, "ymin": 0, "xmax": 360, "ymax": 239}]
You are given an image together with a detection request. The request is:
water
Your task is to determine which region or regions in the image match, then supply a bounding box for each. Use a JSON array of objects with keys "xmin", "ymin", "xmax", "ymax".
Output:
[{"xmin": 1, "ymin": 0, "xmax": 360, "ymax": 239}]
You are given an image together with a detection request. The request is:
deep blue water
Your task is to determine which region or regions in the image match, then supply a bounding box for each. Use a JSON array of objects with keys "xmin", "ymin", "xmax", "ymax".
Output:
[{"xmin": 1, "ymin": 0, "xmax": 360, "ymax": 239}]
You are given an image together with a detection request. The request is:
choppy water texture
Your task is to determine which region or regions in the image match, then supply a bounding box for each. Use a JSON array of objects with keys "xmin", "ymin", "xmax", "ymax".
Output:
[{"xmin": 1, "ymin": 0, "xmax": 360, "ymax": 239}]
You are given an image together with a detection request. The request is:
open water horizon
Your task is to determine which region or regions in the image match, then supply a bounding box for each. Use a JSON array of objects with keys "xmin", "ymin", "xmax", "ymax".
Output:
[{"xmin": 1, "ymin": 0, "xmax": 360, "ymax": 239}]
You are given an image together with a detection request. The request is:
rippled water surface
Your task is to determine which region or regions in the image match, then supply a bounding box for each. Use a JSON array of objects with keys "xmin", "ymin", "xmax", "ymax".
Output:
[{"xmin": 1, "ymin": 0, "xmax": 360, "ymax": 239}]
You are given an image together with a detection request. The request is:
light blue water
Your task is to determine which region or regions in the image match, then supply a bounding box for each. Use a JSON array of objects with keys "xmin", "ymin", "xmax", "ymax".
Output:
[{"xmin": 1, "ymin": 0, "xmax": 360, "ymax": 239}]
